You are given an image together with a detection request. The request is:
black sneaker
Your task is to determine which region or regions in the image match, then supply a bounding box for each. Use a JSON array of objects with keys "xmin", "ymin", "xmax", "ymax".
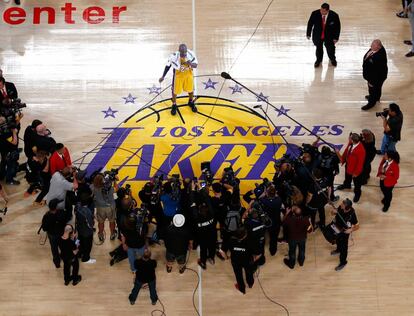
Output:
[
  {"xmin": 396, "ymin": 11, "xmax": 408, "ymax": 18},
  {"xmin": 382, "ymin": 206, "xmax": 389, "ymax": 213},
  {"xmin": 151, "ymin": 300, "xmax": 157, "ymax": 305},
  {"xmin": 188, "ymin": 100, "xmax": 197, "ymax": 112},
  {"xmin": 283, "ymin": 258, "xmax": 294, "ymax": 269},
  {"xmin": 208, "ymin": 258, "xmax": 215, "ymax": 265},
  {"xmin": 353, "ymin": 195, "xmax": 360, "ymax": 203},
  {"xmin": 171, "ymin": 104, "xmax": 177, "ymax": 115},
  {"xmin": 335, "ymin": 263, "xmax": 347, "ymax": 271},
  {"xmin": 73, "ymin": 275, "xmax": 82, "ymax": 286},
  {"xmin": 129, "ymin": 300, "xmax": 135, "ymax": 305},
  {"xmin": 64, "ymin": 277, "xmax": 72, "ymax": 286},
  {"xmin": 269, "ymin": 247, "xmax": 277, "ymax": 256},
  {"xmin": 197, "ymin": 259, "xmax": 207, "ymax": 270},
  {"xmin": 314, "ymin": 61, "xmax": 321, "ymax": 68},
  {"xmin": 361, "ymin": 103, "xmax": 375, "ymax": 111},
  {"xmin": 331, "ymin": 60, "xmax": 337, "ymax": 67},
  {"xmin": 404, "ymin": 40, "xmax": 413, "ymax": 45},
  {"xmin": 179, "ymin": 265, "xmax": 186, "ymax": 274},
  {"xmin": 336, "ymin": 184, "xmax": 351, "ymax": 190},
  {"xmin": 166, "ymin": 265, "xmax": 172, "ymax": 273},
  {"xmin": 365, "ymin": 95, "xmax": 370, "ymax": 100}
]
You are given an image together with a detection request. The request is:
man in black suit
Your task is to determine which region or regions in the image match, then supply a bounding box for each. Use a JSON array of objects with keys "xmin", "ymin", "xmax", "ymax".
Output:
[
  {"xmin": 361, "ymin": 40, "xmax": 388, "ymax": 111},
  {"xmin": 306, "ymin": 3, "xmax": 341, "ymax": 68},
  {"xmin": 0, "ymin": 76, "xmax": 18, "ymax": 107}
]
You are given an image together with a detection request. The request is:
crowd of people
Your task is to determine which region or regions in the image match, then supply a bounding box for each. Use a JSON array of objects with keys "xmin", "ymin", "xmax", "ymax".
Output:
[{"xmin": 0, "ymin": 1, "xmax": 407, "ymax": 307}]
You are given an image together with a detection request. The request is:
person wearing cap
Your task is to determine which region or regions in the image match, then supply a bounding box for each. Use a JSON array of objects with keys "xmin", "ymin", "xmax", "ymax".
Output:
[
  {"xmin": 336, "ymin": 133, "xmax": 366, "ymax": 203},
  {"xmin": 49, "ymin": 143, "xmax": 72, "ymax": 175},
  {"xmin": 165, "ymin": 214, "xmax": 192, "ymax": 273},
  {"xmin": 128, "ymin": 249, "xmax": 158, "ymax": 306},
  {"xmin": 330, "ymin": 199, "xmax": 359, "ymax": 271}
]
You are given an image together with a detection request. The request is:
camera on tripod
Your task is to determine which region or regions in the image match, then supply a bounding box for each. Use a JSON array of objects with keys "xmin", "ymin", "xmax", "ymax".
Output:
[
  {"xmin": 375, "ymin": 108, "xmax": 389, "ymax": 118},
  {"xmin": 102, "ymin": 168, "xmax": 118, "ymax": 193},
  {"xmin": 150, "ymin": 174, "xmax": 164, "ymax": 205}
]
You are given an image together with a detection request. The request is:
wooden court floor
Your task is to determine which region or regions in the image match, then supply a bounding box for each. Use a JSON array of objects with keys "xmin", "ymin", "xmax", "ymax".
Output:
[{"xmin": 0, "ymin": 0, "xmax": 413, "ymax": 315}]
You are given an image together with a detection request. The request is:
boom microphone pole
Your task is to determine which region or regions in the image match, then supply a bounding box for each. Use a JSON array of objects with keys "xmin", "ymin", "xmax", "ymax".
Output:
[{"xmin": 220, "ymin": 72, "xmax": 336, "ymax": 150}]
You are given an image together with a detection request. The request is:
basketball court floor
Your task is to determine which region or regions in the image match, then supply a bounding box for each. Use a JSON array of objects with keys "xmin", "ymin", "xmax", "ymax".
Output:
[{"xmin": 0, "ymin": 0, "xmax": 413, "ymax": 315}]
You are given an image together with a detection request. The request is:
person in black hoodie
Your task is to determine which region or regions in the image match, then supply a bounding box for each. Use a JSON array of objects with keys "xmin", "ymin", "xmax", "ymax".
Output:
[
  {"xmin": 41, "ymin": 198, "xmax": 71, "ymax": 268},
  {"xmin": 128, "ymin": 249, "xmax": 158, "ymax": 305},
  {"xmin": 59, "ymin": 224, "xmax": 82, "ymax": 285},
  {"xmin": 229, "ymin": 226, "xmax": 259, "ymax": 294},
  {"xmin": 361, "ymin": 39, "xmax": 388, "ymax": 110}
]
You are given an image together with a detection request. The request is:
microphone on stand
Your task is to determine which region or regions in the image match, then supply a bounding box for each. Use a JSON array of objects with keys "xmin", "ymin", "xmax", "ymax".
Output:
[{"xmin": 220, "ymin": 72, "xmax": 232, "ymax": 80}]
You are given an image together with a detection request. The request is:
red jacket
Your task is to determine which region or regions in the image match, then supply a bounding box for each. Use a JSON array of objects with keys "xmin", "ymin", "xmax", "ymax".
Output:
[
  {"xmin": 377, "ymin": 158, "xmax": 399, "ymax": 187},
  {"xmin": 49, "ymin": 148, "xmax": 72, "ymax": 175},
  {"xmin": 341, "ymin": 142, "xmax": 366, "ymax": 177}
]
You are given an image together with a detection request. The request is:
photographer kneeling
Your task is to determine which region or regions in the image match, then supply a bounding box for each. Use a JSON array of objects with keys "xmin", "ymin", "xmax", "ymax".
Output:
[{"xmin": 377, "ymin": 103, "xmax": 403, "ymax": 155}]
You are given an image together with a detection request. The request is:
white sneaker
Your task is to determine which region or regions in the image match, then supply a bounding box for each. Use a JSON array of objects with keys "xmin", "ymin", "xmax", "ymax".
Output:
[{"xmin": 84, "ymin": 258, "xmax": 96, "ymax": 264}]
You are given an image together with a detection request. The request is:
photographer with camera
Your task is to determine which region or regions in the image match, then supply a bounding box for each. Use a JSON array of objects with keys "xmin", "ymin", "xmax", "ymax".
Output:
[
  {"xmin": 160, "ymin": 178, "xmax": 181, "ymax": 236},
  {"xmin": 0, "ymin": 76, "xmax": 18, "ymax": 106},
  {"xmin": 312, "ymin": 140, "xmax": 340, "ymax": 201},
  {"xmin": 41, "ymin": 198, "xmax": 71, "ymax": 268},
  {"xmin": 336, "ymin": 133, "xmax": 366, "ymax": 203},
  {"xmin": 46, "ymin": 167, "xmax": 78, "ymax": 210},
  {"xmin": 120, "ymin": 211, "xmax": 147, "ymax": 273},
  {"xmin": 377, "ymin": 151, "xmax": 400, "ymax": 212},
  {"xmin": 190, "ymin": 181, "xmax": 217, "ymax": 270},
  {"xmin": 305, "ymin": 168, "xmax": 331, "ymax": 229},
  {"xmin": 330, "ymin": 199, "xmax": 359, "ymax": 271},
  {"xmin": 0, "ymin": 126, "xmax": 19, "ymax": 185},
  {"xmin": 221, "ymin": 166, "xmax": 241, "ymax": 205},
  {"xmin": 377, "ymin": 103, "xmax": 403, "ymax": 155},
  {"xmin": 91, "ymin": 172, "xmax": 117, "ymax": 242}
]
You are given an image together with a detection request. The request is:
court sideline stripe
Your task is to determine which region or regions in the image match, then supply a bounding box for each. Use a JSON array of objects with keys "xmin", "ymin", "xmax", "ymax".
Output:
[{"xmin": 191, "ymin": 1, "xmax": 203, "ymax": 316}]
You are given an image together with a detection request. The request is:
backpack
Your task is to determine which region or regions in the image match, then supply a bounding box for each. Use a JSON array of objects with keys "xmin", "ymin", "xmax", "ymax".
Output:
[{"xmin": 224, "ymin": 208, "xmax": 241, "ymax": 232}]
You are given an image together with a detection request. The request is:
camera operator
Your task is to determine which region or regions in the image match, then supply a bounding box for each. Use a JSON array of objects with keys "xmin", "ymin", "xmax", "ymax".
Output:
[
  {"xmin": 336, "ymin": 133, "xmax": 366, "ymax": 203},
  {"xmin": 221, "ymin": 166, "xmax": 241, "ymax": 205},
  {"xmin": 75, "ymin": 193, "xmax": 96, "ymax": 264},
  {"xmin": 0, "ymin": 126, "xmax": 19, "ymax": 185},
  {"xmin": 377, "ymin": 151, "xmax": 400, "ymax": 212},
  {"xmin": 0, "ymin": 76, "xmax": 18, "ymax": 106},
  {"xmin": 217, "ymin": 195, "xmax": 244, "ymax": 260},
  {"xmin": 259, "ymin": 185, "xmax": 283, "ymax": 256},
  {"xmin": 294, "ymin": 146, "xmax": 318, "ymax": 198},
  {"xmin": 160, "ymin": 179, "xmax": 181, "ymax": 234},
  {"xmin": 46, "ymin": 167, "xmax": 78, "ymax": 211},
  {"xmin": 190, "ymin": 181, "xmax": 217, "ymax": 270},
  {"xmin": 273, "ymin": 158, "xmax": 302, "ymax": 207},
  {"xmin": 23, "ymin": 120, "xmax": 42, "ymax": 160},
  {"xmin": 25, "ymin": 150, "xmax": 48, "ymax": 199},
  {"xmin": 282, "ymin": 205, "xmax": 312, "ymax": 269},
  {"xmin": 305, "ymin": 168, "xmax": 331, "ymax": 229},
  {"xmin": 312, "ymin": 140, "xmax": 340, "ymax": 201},
  {"xmin": 110, "ymin": 194, "xmax": 133, "ymax": 266},
  {"xmin": 165, "ymin": 214, "xmax": 193, "ymax": 274},
  {"xmin": 120, "ymin": 211, "xmax": 147, "ymax": 273},
  {"xmin": 91, "ymin": 173, "xmax": 117, "ymax": 241},
  {"xmin": 377, "ymin": 103, "xmax": 403, "ymax": 155},
  {"xmin": 330, "ymin": 198, "xmax": 359, "ymax": 271},
  {"xmin": 59, "ymin": 224, "xmax": 82, "ymax": 286},
  {"xmin": 41, "ymin": 198, "xmax": 71, "ymax": 268},
  {"xmin": 243, "ymin": 202, "xmax": 267, "ymax": 267},
  {"xmin": 360, "ymin": 129, "xmax": 376, "ymax": 185}
]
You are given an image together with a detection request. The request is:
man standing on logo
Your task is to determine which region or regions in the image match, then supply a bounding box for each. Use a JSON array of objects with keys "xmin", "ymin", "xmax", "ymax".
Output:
[
  {"xmin": 306, "ymin": 3, "xmax": 341, "ymax": 68},
  {"xmin": 159, "ymin": 44, "xmax": 198, "ymax": 115}
]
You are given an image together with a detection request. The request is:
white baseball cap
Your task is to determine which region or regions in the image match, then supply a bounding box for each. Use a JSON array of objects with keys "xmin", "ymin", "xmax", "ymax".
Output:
[{"xmin": 173, "ymin": 214, "xmax": 185, "ymax": 228}]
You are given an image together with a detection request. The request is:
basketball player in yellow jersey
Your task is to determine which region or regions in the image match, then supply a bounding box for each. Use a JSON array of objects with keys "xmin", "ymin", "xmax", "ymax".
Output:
[{"xmin": 159, "ymin": 44, "xmax": 198, "ymax": 115}]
